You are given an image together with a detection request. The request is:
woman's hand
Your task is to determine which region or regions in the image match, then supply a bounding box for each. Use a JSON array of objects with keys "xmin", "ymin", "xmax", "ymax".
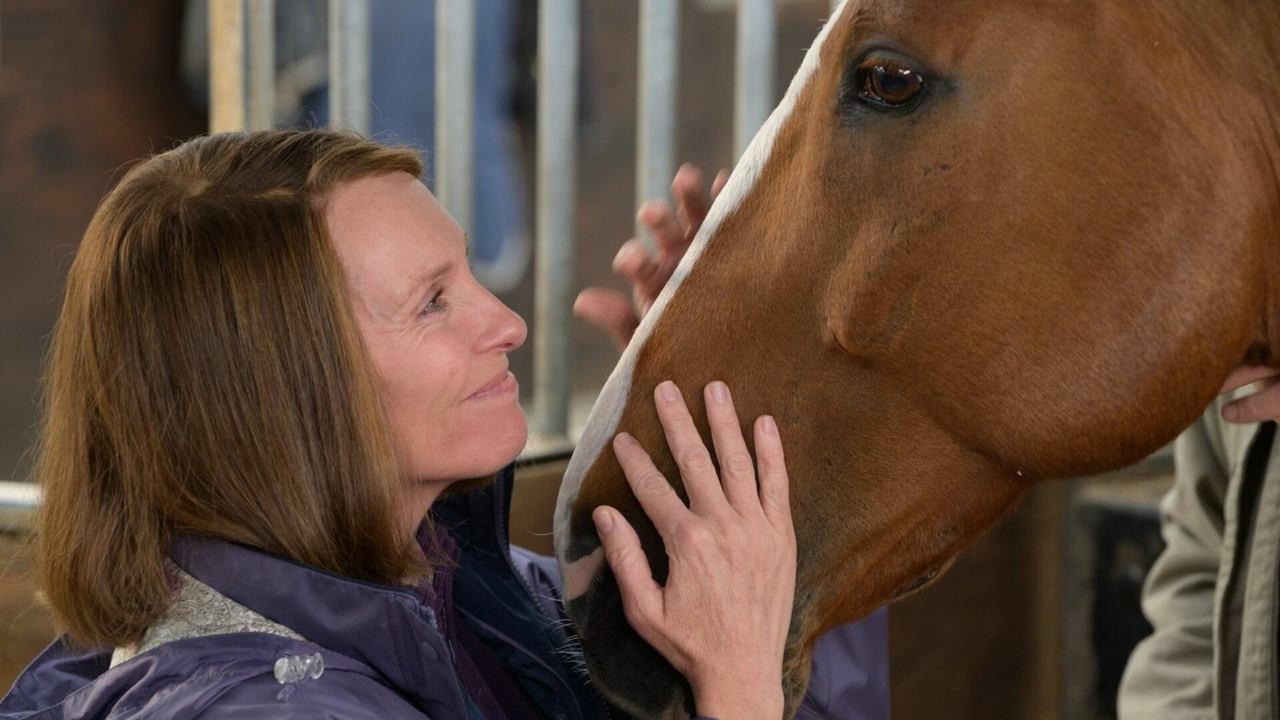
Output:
[
  {"xmin": 592, "ymin": 380, "xmax": 796, "ymax": 720},
  {"xmin": 574, "ymin": 164, "xmax": 729, "ymax": 349},
  {"xmin": 1221, "ymin": 365, "xmax": 1280, "ymax": 423}
]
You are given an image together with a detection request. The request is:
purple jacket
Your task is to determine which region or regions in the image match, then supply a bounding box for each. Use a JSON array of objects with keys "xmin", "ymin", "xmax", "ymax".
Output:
[{"xmin": 0, "ymin": 466, "xmax": 888, "ymax": 719}]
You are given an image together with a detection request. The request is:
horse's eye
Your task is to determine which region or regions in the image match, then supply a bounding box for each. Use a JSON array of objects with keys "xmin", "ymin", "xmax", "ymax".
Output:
[{"xmin": 857, "ymin": 55, "xmax": 925, "ymax": 108}]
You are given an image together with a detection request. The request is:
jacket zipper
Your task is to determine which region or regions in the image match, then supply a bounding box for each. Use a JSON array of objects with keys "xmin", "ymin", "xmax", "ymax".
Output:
[{"xmin": 491, "ymin": 474, "xmax": 611, "ymax": 720}]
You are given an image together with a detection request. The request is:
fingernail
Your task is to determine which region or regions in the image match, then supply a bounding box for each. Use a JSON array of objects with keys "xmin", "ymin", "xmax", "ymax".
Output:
[
  {"xmin": 762, "ymin": 415, "xmax": 778, "ymax": 436},
  {"xmin": 614, "ymin": 432, "xmax": 636, "ymax": 449},
  {"xmin": 708, "ymin": 381, "xmax": 729, "ymax": 405},
  {"xmin": 1222, "ymin": 404, "xmax": 1240, "ymax": 423},
  {"xmin": 614, "ymin": 244, "xmax": 639, "ymax": 267},
  {"xmin": 657, "ymin": 381, "xmax": 680, "ymax": 403},
  {"xmin": 593, "ymin": 508, "xmax": 615, "ymax": 535},
  {"xmin": 636, "ymin": 203, "xmax": 661, "ymax": 223}
]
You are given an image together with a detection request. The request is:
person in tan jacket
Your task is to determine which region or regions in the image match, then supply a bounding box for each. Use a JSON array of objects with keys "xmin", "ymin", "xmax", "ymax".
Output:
[{"xmin": 1119, "ymin": 367, "xmax": 1280, "ymax": 720}]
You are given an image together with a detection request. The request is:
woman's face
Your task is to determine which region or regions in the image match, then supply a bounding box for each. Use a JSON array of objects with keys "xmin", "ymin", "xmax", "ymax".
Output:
[{"xmin": 327, "ymin": 171, "xmax": 528, "ymax": 490}]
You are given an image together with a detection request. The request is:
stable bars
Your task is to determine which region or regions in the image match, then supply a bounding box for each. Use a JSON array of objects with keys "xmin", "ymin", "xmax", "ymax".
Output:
[
  {"xmin": 531, "ymin": 0, "xmax": 581, "ymax": 439},
  {"xmin": 435, "ymin": 0, "xmax": 476, "ymax": 239}
]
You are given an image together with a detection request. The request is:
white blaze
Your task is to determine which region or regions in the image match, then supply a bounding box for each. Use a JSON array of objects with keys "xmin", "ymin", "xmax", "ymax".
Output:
[{"xmin": 553, "ymin": 1, "xmax": 851, "ymax": 580}]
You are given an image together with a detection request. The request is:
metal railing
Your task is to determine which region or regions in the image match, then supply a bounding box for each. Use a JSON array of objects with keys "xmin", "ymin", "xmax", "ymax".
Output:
[
  {"xmin": 532, "ymin": 0, "xmax": 581, "ymax": 440},
  {"xmin": 435, "ymin": 0, "xmax": 476, "ymax": 244},
  {"xmin": 326, "ymin": 0, "xmax": 369, "ymax": 133},
  {"xmin": 734, "ymin": 0, "xmax": 775, "ymax": 158},
  {"xmin": 635, "ymin": 0, "xmax": 677, "ymax": 249}
]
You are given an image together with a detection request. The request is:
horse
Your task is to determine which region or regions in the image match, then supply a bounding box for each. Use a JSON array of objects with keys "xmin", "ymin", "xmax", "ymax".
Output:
[{"xmin": 552, "ymin": 0, "xmax": 1280, "ymax": 716}]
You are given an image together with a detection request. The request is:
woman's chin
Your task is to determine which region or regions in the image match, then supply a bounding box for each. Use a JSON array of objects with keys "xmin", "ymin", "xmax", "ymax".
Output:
[
  {"xmin": 410, "ymin": 406, "xmax": 528, "ymax": 483},
  {"xmin": 474, "ymin": 412, "xmax": 529, "ymax": 474}
]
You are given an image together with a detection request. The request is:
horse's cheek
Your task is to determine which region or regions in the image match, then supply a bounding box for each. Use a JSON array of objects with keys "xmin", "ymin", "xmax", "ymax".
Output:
[{"xmin": 827, "ymin": 267, "xmax": 923, "ymax": 364}]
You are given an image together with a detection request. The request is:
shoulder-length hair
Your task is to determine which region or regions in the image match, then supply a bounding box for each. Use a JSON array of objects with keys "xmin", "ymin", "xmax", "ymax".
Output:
[{"xmin": 35, "ymin": 129, "xmax": 426, "ymax": 647}]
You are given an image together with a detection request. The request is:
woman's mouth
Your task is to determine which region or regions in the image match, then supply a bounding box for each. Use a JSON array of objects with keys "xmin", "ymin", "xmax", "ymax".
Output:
[{"xmin": 467, "ymin": 370, "xmax": 517, "ymax": 401}]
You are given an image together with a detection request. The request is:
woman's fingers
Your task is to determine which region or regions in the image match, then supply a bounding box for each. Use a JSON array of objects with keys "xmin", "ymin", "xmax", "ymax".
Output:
[
  {"xmin": 593, "ymin": 506, "xmax": 664, "ymax": 639},
  {"xmin": 573, "ymin": 288, "xmax": 639, "ymax": 350},
  {"xmin": 754, "ymin": 415, "xmax": 792, "ymax": 528},
  {"xmin": 1219, "ymin": 365, "xmax": 1280, "ymax": 424},
  {"xmin": 673, "ymin": 164, "xmax": 729, "ymax": 243},
  {"xmin": 638, "ymin": 201, "xmax": 687, "ymax": 257},
  {"xmin": 703, "ymin": 382, "xmax": 760, "ymax": 514},
  {"xmin": 654, "ymin": 381, "xmax": 731, "ymax": 514},
  {"xmin": 1220, "ymin": 365, "xmax": 1280, "ymax": 394},
  {"xmin": 624, "ymin": 210, "xmax": 682, "ymax": 308},
  {"xmin": 613, "ymin": 239, "xmax": 662, "ymax": 291},
  {"xmin": 606, "ymin": 381, "xmax": 795, "ymax": 716},
  {"xmin": 710, "ymin": 169, "xmax": 729, "ymax": 199},
  {"xmin": 672, "ymin": 164, "xmax": 708, "ymax": 241},
  {"xmin": 613, "ymin": 432, "xmax": 690, "ymax": 536},
  {"xmin": 1223, "ymin": 379, "xmax": 1280, "ymax": 424}
]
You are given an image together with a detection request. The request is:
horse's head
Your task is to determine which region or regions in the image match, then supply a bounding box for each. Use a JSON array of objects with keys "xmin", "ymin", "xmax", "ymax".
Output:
[{"xmin": 555, "ymin": 1, "xmax": 1280, "ymax": 716}]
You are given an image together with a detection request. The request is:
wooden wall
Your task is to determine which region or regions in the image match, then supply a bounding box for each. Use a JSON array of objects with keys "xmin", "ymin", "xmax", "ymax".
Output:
[{"xmin": 0, "ymin": 0, "xmax": 206, "ymax": 482}]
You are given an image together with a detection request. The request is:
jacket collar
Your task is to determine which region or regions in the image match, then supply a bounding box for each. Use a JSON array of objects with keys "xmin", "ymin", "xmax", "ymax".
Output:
[{"xmin": 169, "ymin": 532, "xmax": 467, "ymax": 716}]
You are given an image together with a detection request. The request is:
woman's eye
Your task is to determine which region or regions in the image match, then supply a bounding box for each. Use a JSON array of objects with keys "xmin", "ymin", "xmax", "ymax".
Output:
[
  {"xmin": 420, "ymin": 289, "xmax": 446, "ymax": 316},
  {"xmin": 857, "ymin": 56, "xmax": 925, "ymax": 108}
]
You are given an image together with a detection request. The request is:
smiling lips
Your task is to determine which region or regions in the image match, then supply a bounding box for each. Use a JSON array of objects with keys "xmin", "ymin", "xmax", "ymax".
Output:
[{"xmin": 468, "ymin": 370, "xmax": 517, "ymax": 401}]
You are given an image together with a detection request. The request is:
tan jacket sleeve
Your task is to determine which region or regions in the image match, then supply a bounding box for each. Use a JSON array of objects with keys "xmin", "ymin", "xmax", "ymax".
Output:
[{"xmin": 1117, "ymin": 410, "xmax": 1230, "ymax": 720}]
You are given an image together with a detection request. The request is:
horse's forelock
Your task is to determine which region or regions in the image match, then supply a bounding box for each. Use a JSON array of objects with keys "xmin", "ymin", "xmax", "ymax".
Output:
[{"xmin": 553, "ymin": 0, "xmax": 853, "ymax": 566}]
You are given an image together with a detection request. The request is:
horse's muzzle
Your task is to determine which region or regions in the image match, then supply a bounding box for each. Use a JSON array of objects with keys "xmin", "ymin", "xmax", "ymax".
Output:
[{"xmin": 564, "ymin": 564, "xmax": 693, "ymax": 719}]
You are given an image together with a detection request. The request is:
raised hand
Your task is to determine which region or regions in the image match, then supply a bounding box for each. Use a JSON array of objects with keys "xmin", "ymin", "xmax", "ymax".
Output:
[{"xmin": 575, "ymin": 164, "xmax": 729, "ymax": 349}]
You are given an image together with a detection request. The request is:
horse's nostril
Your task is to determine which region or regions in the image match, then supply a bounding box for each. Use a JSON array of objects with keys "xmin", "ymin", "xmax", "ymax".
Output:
[
  {"xmin": 567, "ymin": 571, "xmax": 692, "ymax": 719},
  {"xmin": 565, "ymin": 524, "xmax": 602, "ymax": 564}
]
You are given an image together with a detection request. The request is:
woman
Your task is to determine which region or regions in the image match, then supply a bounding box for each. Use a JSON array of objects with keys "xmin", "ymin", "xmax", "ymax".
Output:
[{"xmin": 0, "ymin": 129, "xmax": 850, "ymax": 719}]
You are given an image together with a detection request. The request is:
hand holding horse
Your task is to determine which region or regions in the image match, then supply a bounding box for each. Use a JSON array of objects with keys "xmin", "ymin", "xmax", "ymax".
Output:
[{"xmin": 593, "ymin": 380, "xmax": 796, "ymax": 720}]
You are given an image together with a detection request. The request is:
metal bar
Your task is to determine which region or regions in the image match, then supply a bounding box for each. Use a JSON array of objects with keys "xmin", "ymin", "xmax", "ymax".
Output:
[
  {"xmin": 635, "ymin": 0, "xmax": 678, "ymax": 250},
  {"xmin": 733, "ymin": 0, "xmax": 775, "ymax": 159},
  {"xmin": 435, "ymin": 0, "xmax": 476, "ymax": 236},
  {"xmin": 0, "ymin": 481, "xmax": 38, "ymax": 510},
  {"xmin": 328, "ymin": 0, "xmax": 370, "ymax": 134},
  {"xmin": 0, "ymin": 481, "xmax": 38, "ymax": 533},
  {"xmin": 209, "ymin": 0, "xmax": 246, "ymax": 133},
  {"xmin": 831, "ymin": 0, "xmax": 843, "ymax": 13},
  {"xmin": 247, "ymin": 0, "xmax": 275, "ymax": 131},
  {"xmin": 532, "ymin": 0, "xmax": 580, "ymax": 439}
]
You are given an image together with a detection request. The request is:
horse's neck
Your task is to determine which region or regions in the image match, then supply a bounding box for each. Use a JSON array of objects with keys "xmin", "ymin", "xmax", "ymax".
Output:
[
  {"xmin": 1256, "ymin": 17, "xmax": 1280, "ymax": 364},
  {"xmin": 1231, "ymin": 3, "xmax": 1280, "ymax": 363}
]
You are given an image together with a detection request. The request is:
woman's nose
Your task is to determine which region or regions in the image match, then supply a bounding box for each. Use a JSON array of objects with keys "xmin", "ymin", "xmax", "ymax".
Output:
[{"xmin": 476, "ymin": 294, "xmax": 527, "ymax": 355}]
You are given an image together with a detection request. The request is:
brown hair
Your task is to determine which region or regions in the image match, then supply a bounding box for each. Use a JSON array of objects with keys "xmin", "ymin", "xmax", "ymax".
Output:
[{"xmin": 35, "ymin": 129, "xmax": 426, "ymax": 647}]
